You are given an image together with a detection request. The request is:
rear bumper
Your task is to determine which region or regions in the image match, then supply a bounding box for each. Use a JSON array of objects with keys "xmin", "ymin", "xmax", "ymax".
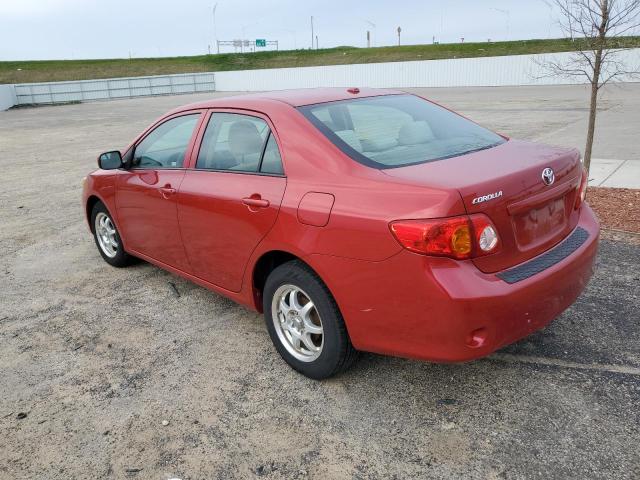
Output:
[{"xmin": 310, "ymin": 204, "xmax": 599, "ymax": 362}]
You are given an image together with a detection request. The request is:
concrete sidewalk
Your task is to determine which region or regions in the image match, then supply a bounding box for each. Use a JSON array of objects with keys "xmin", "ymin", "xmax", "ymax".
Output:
[{"xmin": 589, "ymin": 158, "xmax": 640, "ymax": 188}]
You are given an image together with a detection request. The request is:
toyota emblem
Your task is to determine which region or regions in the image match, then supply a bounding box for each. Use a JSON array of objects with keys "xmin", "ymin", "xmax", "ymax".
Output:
[{"xmin": 542, "ymin": 167, "xmax": 555, "ymax": 186}]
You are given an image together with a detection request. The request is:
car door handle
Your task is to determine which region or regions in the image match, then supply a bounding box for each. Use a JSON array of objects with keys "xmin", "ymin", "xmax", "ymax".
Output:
[
  {"xmin": 242, "ymin": 197, "xmax": 270, "ymax": 209},
  {"xmin": 159, "ymin": 186, "xmax": 177, "ymax": 199}
]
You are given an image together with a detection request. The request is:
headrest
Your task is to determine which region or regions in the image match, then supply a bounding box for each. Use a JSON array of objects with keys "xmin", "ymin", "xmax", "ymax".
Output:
[
  {"xmin": 335, "ymin": 130, "xmax": 363, "ymax": 153},
  {"xmin": 398, "ymin": 121, "xmax": 435, "ymax": 145},
  {"xmin": 228, "ymin": 121, "xmax": 264, "ymax": 156}
]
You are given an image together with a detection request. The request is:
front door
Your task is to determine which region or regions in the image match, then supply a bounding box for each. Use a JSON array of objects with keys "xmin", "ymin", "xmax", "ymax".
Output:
[
  {"xmin": 116, "ymin": 112, "xmax": 202, "ymax": 271},
  {"xmin": 178, "ymin": 111, "xmax": 287, "ymax": 292}
]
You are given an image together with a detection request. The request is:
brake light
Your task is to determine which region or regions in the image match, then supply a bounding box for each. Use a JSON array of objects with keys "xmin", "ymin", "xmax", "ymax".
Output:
[
  {"xmin": 389, "ymin": 214, "xmax": 500, "ymax": 259},
  {"xmin": 575, "ymin": 167, "xmax": 588, "ymax": 210}
]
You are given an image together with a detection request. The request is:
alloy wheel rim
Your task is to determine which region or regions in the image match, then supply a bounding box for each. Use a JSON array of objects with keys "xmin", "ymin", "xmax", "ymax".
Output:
[
  {"xmin": 95, "ymin": 212, "xmax": 118, "ymax": 258},
  {"xmin": 271, "ymin": 284, "xmax": 324, "ymax": 362}
]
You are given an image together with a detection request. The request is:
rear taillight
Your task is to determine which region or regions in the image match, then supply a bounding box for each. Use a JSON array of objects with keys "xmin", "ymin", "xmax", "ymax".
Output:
[
  {"xmin": 472, "ymin": 215, "xmax": 500, "ymax": 253},
  {"xmin": 389, "ymin": 214, "xmax": 500, "ymax": 259},
  {"xmin": 575, "ymin": 167, "xmax": 588, "ymax": 210}
]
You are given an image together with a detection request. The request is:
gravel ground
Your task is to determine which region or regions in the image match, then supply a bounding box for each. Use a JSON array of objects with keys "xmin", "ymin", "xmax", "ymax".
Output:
[{"xmin": 1, "ymin": 85, "xmax": 639, "ymax": 480}]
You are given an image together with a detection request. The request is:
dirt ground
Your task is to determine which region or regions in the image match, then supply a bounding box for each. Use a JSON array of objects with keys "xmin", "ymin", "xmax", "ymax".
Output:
[{"xmin": 1, "ymin": 85, "xmax": 639, "ymax": 479}]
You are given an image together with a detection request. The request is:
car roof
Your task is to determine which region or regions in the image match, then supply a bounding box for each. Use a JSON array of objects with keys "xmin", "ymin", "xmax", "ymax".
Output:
[{"xmin": 174, "ymin": 87, "xmax": 406, "ymax": 113}]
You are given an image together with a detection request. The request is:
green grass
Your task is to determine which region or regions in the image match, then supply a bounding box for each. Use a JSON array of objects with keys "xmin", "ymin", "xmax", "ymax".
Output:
[{"xmin": 2, "ymin": 37, "xmax": 639, "ymax": 84}]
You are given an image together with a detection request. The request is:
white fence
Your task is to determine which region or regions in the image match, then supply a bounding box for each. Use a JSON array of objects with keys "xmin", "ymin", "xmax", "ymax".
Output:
[
  {"xmin": 1, "ymin": 48, "xmax": 639, "ymax": 110},
  {"xmin": 12, "ymin": 72, "xmax": 215, "ymax": 106},
  {"xmin": 214, "ymin": 49, "xmax": 640, "ymax": 90}
]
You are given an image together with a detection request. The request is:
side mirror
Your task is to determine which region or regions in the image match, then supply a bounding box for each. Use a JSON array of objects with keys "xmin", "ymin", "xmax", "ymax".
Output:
[{"xmin": 98, "ymin": 151, "xmax": 123, "ymax": 170}]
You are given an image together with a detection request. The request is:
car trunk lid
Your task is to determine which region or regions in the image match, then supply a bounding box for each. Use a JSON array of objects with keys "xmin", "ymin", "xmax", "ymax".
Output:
[{"xmin": 382, "ymin": 140, "xmax": 583, "ymax": 273}]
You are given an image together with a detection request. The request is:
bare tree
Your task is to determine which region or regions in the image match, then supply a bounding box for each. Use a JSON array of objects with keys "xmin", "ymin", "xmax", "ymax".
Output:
[{"xmin": 541, "ymin": 0, "xmax": 640, "ymax": 174}]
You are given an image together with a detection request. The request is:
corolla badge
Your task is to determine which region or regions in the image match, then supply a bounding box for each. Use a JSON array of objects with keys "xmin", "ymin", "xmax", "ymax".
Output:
[
  {"xmin": 471, "ymin": 190, "xmax": 503, "ymax": 205},
  {"xmin": 542, "ymin": 167, "xmax": 555, "ymax": 186}
]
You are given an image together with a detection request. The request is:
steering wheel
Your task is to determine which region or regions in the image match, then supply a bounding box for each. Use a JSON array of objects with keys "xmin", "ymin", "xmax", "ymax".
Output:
[
  {"xmin": 136, "ymin": 155, "xmax": 163, "ymax": 167},
  {"xmin": 167, "ymin": 152, "xmax": 183, "ymax": 167}
]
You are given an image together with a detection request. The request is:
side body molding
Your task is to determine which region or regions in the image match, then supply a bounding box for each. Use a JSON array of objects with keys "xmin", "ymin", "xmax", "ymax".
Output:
[{"xmin": 297, "ymin": 192, "xmax": 335, "ymax": 227}]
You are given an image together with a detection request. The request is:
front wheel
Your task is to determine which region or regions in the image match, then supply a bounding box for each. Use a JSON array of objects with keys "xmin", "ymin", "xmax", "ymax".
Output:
[
  {"xmin": 91, "ymin": 202, "xmax": 131, "ymax": 268},
  {"xmin": 263, "ymin": 261, "xmax": 358, "ymax": 379}
]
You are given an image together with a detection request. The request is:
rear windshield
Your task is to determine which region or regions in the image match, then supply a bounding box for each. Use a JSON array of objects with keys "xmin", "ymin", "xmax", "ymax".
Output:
[{"xmin": 298, "ymin": 94, "xmax": 505, "ymax": 169}]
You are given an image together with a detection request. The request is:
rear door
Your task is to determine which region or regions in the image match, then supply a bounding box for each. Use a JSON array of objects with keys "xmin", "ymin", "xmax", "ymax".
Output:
[
  {"xmin": 177, "ymin": 110, "xmax": 286, "ymax": 292},
  {"xmin": 116, "ymin": 112, "xmax": 203, "ymax": 272}
]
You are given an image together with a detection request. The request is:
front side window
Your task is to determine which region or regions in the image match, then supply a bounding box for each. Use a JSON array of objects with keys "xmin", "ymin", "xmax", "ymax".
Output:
[
  {"xmin": 298, "ymin": 94, "xmax": 505, "ymax": 169},
  {"xmin": 132, "ymin": 114, "xmax": 200, "ymax": 168},
  {"xmin": 196, "ymin": 113, "xmax": 271, "ymax": 172}
]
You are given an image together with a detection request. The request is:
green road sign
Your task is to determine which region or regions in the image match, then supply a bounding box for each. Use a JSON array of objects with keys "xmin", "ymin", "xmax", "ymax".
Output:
[{"xmin": 255, "ymin": 39, "xmax": 266, "ymax": 47}]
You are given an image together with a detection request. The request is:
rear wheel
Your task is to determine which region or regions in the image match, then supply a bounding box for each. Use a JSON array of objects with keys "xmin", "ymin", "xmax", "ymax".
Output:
[
  {"xmin": 91, "ymin": 202, "xmax": 131, "ymax": 267},
  {"xmin": 263, "ymin": 260, "xmax": 358, "ymax": 379}
]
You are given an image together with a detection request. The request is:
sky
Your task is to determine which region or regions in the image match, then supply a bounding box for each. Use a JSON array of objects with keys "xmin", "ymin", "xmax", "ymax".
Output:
[{"xmin": 0, "ymin": 0, "xmax": 566, "ymax": 61}]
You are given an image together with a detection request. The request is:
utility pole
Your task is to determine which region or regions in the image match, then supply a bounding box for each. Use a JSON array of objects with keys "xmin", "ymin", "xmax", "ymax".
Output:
[
  {"xmin": 397, "ymin": 26, "xmax": 401, "ymax": 46},
  {"xmin": 310, "ymin": 16, "xmax": 314, "ymax": 49}
]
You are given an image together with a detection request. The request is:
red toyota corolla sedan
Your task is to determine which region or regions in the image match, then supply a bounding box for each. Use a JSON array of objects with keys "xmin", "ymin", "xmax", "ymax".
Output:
[{"xmin": 82, "ymin": 88, "xmax": 599, "ymax": 379}]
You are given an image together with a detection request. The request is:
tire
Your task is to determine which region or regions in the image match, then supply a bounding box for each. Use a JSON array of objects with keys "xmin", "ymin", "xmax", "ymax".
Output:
[
  {"xmin": 263, "ymin": 260, "xmax": 359, "ymax": 379},
  {"xmin": 90, "ymin": 202, "xmax": 131, "ymax": 268}
]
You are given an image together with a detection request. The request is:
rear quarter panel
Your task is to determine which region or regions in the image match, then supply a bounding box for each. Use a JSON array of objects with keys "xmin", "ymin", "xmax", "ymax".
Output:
[
  {"xmin": 239, "ymin": 105, "xmax": 466, "ymax": 308},
  {"xmin": 253, "ymin": 106, "xmax": 466, "ymax": 261}
]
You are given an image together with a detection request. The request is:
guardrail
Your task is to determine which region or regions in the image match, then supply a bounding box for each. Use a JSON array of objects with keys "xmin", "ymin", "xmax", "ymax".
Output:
[{"xmin": 13, "ymin": 72, "xmax": 215, "ymax": 106}]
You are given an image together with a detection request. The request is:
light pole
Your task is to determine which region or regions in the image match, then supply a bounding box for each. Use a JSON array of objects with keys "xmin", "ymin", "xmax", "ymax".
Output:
[
  {"xmin": 365, "ymin": 20, "xmax": 376, "ymax": 47},
  {"xmin": 310, "ymin": 16, "xmax": 314, "ymax": 49},
  {"xmin": 492, "ymin": 8, "xmax": 510, "ymax": 40},
  {"xmin": 212, "ymin": 3, "xmax": 218, "ymax": 53}
]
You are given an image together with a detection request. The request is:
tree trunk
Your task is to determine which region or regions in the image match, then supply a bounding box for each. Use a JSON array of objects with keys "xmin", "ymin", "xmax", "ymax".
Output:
[
  {"xmin": 583, "ymin": 81, "xmax": 598, "ymax": 175},
  {"xmin": 584, "ymin": 43, "xmax": 603, "ymax": 176},
  {"xmin": 584, "ymin": 0, "xmax": 610, "ymax": 176}
]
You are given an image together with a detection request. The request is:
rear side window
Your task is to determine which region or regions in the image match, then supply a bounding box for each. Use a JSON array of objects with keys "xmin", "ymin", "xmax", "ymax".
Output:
[
  {"xmin": 298, "ymin": 94, "xmax": 505, "ymax": 169},
  {"xmin": 133, "ymin": 114, "xmax": 199, "ymax": 168},
  {"xmin": 260, "ymin": 134, "xmax": 284, "ymax": 175},
  {"xmin": 196, "ymin": 112, "xmax": 284, "ymax": 175},
  {"xmin": 197, "ymin": 113, "xmax": 269, "ymax": 172}
]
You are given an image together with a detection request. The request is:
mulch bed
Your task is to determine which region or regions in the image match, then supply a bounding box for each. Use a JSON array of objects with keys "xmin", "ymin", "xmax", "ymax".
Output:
[{"xmin": 587, "ymin": 187, "xmax": 640, "ymax": 235}]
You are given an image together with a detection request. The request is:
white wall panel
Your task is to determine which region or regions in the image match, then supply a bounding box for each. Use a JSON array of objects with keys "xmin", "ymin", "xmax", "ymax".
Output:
[
  {"xmin": 213, "ymin": 49, "xmax": 640, "ymax": 91},
  {"xmin": 0, "ymin": 84, "xmax": 17, "ymax": 110},
  {"xmin": 13, "ymin": 72, "xmax": 216, "ymax": 106},
  {"xmin": 2, "ymin": 49, "xmax": 638, "ymax": 110}
]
